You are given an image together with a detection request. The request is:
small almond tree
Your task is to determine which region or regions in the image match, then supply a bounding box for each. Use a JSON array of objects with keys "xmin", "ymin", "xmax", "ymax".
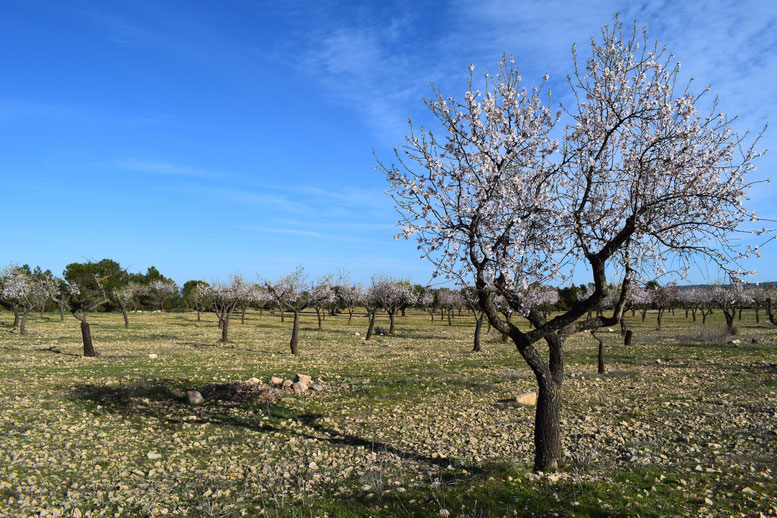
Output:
[
  {"xmin": 266, "ymin": 268, "xmax": 311, "ymax": 355},
  {"xmin": 148, "ymin": 279, "xmax": 177, "ymax": 312},
  {"xmin": 113, "ymin": 283, "xmax": 144, "ymax": 328},
  {"xmin": 368, "ymin": 278, "xmax": 416, "ymax": 335},
  {"xmin": 379, "ymin": 19, "xmax": 768, "ymax": 470},
  {"xmin": 210, "ymin": 276, "xmax": 249, "ymax": 343},
  {"xmin": 310, "ymin": 275, "xmax": 336, "ymax": 329},
  {"xmin": 64, "ymin": 259, "xmax": 115, "ymax": 357},
  {"xmin": 337, "ymin": 282, "xmax": 365, "ymax": 324},
  {"xmin": 0, "ymin": 266, "xmax": 44, "ymax": 335}
]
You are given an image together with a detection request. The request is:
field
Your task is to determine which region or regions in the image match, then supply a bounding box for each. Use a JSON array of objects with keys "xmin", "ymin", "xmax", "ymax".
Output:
[{"xmin": 1, "ymin": 308, "xmax": 776, "ymax": 517}]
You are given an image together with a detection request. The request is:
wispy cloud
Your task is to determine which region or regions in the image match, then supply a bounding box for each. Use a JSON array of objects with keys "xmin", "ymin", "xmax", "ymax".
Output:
[
  {"xmin": 117, "ymin": 159, "xmax": 226, "ymax": 179},
  {"xmin": 245, "ymin": 226, "xmax": 362, "ymax": 242}
]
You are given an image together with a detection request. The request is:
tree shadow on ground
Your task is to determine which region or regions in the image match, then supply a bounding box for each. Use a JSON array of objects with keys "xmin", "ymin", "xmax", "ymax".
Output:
[
  {"xmin": 68, "ymin": 378, "xmax": 485, "ymax": 478},
  {"xmin": 36, "ymin": 346, "xmax": 80, "ymax": 357}
]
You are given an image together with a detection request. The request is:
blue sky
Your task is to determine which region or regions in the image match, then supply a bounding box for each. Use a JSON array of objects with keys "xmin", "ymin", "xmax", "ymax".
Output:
[{"xmin": 2, "ymin": 0, "xmax": 775, "ymax": 287}]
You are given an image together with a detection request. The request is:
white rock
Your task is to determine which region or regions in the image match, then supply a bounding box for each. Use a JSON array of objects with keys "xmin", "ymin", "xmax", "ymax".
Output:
[
  {"xmin": 187, "ymin": 390, "xmax": 204, "ymax": 405},
  {"xmin": 282, "ymin": 379, "xmax": 293, "ymax": 388},
  {"xmin": 148, "ymin": 353, "xmax": 158, "ymax": 359},
  {"xmin": 246, "ymin": 377, "xmax": 261, "ymax": 384},
  {"xmin": 269, "ymin": 377, "xmax": 283, "ymax": 385},
  {"xmin": 147, "ymin": 451, "xmax": 162, "ymax": 460},
  {"xmin": 294, "ymin": 373, "xmax": 312, "ymax": 384},
  {"xmin": 292, "ymin": 381, "xmax": 308, "ymax": 393},
  {"xmin": 311, "ymin": 383, "xmax": 324, "ymax": 392},
  {"xmin": 515, "ymin": 392, "xmax": 537, "ymax": 406}
]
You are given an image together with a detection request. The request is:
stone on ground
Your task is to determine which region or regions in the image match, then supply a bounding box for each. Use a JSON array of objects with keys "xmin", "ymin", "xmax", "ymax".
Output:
[
  {"xmin": 186, "ymin": 390, "xmax": 204, "ymax": 405},
  {"xmin": 515, "ymin": 392, "xmax": 537, "ymax": 406}
]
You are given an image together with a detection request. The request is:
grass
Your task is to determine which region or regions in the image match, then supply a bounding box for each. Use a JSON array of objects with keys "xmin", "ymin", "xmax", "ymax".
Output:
[{"xmin": 0, "ymin": 308, "xmax": 776, "ymax": 517}]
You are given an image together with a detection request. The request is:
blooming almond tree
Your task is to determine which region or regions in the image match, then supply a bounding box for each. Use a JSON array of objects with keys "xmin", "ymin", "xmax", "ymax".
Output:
[
  {"xmin": 113, "ymin": 283, "xmax": 145, "ymax": 329},
  {"xmin": 379, "ymin": 20, "xmax": 767, "ymax": 471},
  {"xmin": 0, "ymin": 266, "xmax": 44, "ymax": 335},
  {"xmin": 266, "ymin": 268, "xmax": 311, "ymax": 355},
  {"xmin": 337, "ymin": 282, "xmax": 365, "ymax": 324},
  {"xmin": 148, "ymin": 279, "xmax": 178, "ymax": 312},
  {"xmin": 310, "ymin": 275, "xmax": 337, "ymax": 329},
  {"xmin": 369, "ymin": 278, "xmax": 416, "ymax": 335},
  {"xmin": 210, "ymin": 275, "xmax": 250, "ymax": 343}
]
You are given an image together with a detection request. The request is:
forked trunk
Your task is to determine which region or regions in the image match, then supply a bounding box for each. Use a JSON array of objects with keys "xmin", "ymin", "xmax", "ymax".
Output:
[
  {"xmin": 290, "ymin": 311, "xmax": 300, "ymax": 355},
  {"xmin": 691, "ymin": 308, "xmax": 697, "ymax": 322},
  {"xmin": 365, "ymin": 312, "xmax": 376, "ymax": 340},
  {"xmin": 347, "ymin": 309, "xmax": 354, "ymax": 324},
  {"xmin": 81, "ymin": 320, "xmax": 95, "ymax": 357},
  {"xmin": 12, "ymin": 305, "xmax": 19, "ymax": 329},
  {"xmin": 428, "ymin": 311, "xmax": 434, "ymax": 322},
  {"xmin": 472, "ymin": 313, "xmax": 483, "ymax": 352}
]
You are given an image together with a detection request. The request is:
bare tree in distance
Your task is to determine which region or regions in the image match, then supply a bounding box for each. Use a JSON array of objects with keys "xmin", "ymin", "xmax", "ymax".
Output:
[{"xmin": 378, "ymin": 18, "xmax": 769, "ymax": 470}]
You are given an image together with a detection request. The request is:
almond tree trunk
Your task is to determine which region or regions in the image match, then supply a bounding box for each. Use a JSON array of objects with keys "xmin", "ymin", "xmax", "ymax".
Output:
[
  {"xmin": 58, "ymin": 302, "xmax": 65, "ymax": 321},
  {"xmin": 80, "ymin": 319, "xmax": 95, "ymax": 357},
  {"xmin": 534, "ymin": 378, "xmax": 563, "ymax": 470},
  {"xmin": 472, "ymin": 313, "xmax": 483, "ymax": 352},
  {"xmin": 12, "ymin": 305, "xmax": 19, "ymax": 329},
  {"xmin": 388, "ymin": 310, "xmax": 396, "ymax": 334},
  {"xmin": 221, "ymin": 315, "xmax": 230, "ymax": 343},
  {"xmin": 290, "ymin": 310, "xmax": 300, "ymax": 355},
  {"xmin": 365, "ymin": 311, "xmax": 376, "ymax": 340},
  {"xmin": 20, "ymin": 307, "xmax": 29, "ymax": 335},
  {"xmin": 122, "ymin": 308, "xmax": 129, "ymax": 328}
]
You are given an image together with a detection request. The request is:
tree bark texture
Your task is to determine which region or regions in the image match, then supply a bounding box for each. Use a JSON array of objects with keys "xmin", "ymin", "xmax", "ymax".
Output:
[
  {"xmin": 122, "ymin": 308, "xmax": 129, "ymax": 329},
  {"xmin": 221, "ymin": 316, "xmax": 230, "ymax": 343},
  {"xmin": 81, "ymin": 320, "xmax": 95, "ymax": 357},
  {"xmin": 20, "ymin": 307, "xmax": 28, "ymax": 335},
  {"xmin": 290, "ymin": 311, "xmax": 300, "ymax": 355},
  {"xmin": 534, "ymin": 379, "xmax": 563, "ymax": 471},
  {"xmin": 472, "ymin": 313, "xmax": 483, "ymax": 352},
  {"xmin": 388, "ymin": 311, "xmax": 395, "ymax": 334},
  {"xmin": 365, "ymin": 312, "xmax": 376, "ymax": 340}
]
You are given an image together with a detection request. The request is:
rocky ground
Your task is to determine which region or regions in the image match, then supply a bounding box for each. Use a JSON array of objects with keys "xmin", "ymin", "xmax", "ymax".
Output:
[{"xmin": 0, "ymin": 309, "xmax": 775, "ymax": 517}]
